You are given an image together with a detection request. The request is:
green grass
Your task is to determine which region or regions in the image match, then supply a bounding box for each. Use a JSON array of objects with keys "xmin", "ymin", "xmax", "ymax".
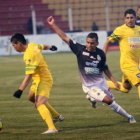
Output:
[{"xmin": 0, "ymin": 51, "xmax": 140, "ymax": 140}]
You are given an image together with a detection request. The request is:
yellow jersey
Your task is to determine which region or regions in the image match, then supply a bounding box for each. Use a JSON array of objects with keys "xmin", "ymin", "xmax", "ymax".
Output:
[
  {"xmin": 24, "ymin": 42, "xmax": 53, "ymax": 82},
  {"xmin": 108, "ymin": 24, "xmax": 140, "ymax": 70}
]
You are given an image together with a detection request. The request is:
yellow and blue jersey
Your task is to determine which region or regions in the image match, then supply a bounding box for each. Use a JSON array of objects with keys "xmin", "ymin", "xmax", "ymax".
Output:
[
  {"xmin": 24, "ymin": 42, "xmax": 53, "ymax": 83},
  {"xmin": 108, "ymin": 24, "xmax": 140, "ymax": 70}
]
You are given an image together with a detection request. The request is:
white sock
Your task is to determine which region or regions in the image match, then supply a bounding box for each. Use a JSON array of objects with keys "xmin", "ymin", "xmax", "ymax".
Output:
[{"xmin": 109, "ymin": 101, "xmax": 131, "ymax": 119}]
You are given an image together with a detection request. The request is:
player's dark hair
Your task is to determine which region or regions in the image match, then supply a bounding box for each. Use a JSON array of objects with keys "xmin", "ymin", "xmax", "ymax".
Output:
[
  {"xmin": 87, "ymin": 32, "xmax": 98, "ymax": 42},
  {"xmin": 11, "ymin": 33, "xmax": 27, "ymax": 45},
  {"xmin": 124, "ymin": 9, "xmax": 136, "ymax": 17}
]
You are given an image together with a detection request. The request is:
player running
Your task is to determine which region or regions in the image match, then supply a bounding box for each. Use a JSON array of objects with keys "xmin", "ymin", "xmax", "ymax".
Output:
[
  {"xmin": 103, "ymin": 9, "xmax": 140, "ymax": 98},
  {"xmin": 47, "ymin": 16, "xmax": 136, "ymax": 123},
  {"xmin": 11, "ymin": 33, "xmax": 64, "ymax": 134}
]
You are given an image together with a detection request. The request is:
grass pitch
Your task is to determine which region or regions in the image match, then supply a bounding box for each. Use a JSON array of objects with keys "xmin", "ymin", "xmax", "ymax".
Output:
[{"xmin": 0, "ymin": 51, "xmax": 140, "ymax": 140}]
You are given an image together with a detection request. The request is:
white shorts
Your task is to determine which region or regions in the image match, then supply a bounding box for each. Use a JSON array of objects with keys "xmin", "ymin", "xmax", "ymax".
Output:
[{"xmin": 82, "ymin": 81, "xmax": 114, "ymax": 102}]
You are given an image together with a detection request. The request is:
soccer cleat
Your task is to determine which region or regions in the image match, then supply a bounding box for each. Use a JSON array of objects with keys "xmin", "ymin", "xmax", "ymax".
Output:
[
  {"xmin": 128, "ymin": 116, "xmax": 136, "ymax": 124},
  {"xmin": 53, "ymin": 115, "xmax": 64, "ymax": 123},
  {"xmin": 91, "ymin": 101, "xmax": 97, "ymax": 108},
  {"xmin": 41, "ymin": 129, "xmax": 58, "ymax": 134}
]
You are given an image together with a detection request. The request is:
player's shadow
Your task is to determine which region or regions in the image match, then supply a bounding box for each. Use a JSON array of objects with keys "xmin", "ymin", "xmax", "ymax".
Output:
[{"xmin": 59, "ymin": 121, "xmax": 127, "ymax": 132}]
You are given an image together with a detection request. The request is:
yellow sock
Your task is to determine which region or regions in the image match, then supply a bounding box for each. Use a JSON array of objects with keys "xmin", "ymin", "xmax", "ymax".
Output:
[
  {"xmin": 107, "ymin": 81, "xmax": 129, "ymax": 93},
  {"xmin": 46, "ymin": 102, "xmax": 60, "ymax": 119},
  {"xmin": 137, "ymin": 85, "xmax": 140, "ymax": 99},
  {"xmin": 37, "ymin": 104, "xmax": 56, "ymax": 130}
]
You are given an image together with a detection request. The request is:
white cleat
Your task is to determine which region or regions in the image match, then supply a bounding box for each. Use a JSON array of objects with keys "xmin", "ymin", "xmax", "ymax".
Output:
[
  {"xmin": 41, "ymin": 129, "xmax": 58, "ymax": 134},
  {"xmin": 128, "ymin": 116, "xmax": 136, "ymax": 124},
  {"xmin": 53, "ymin": 115, "xmax": 64, "ymax": 123}
]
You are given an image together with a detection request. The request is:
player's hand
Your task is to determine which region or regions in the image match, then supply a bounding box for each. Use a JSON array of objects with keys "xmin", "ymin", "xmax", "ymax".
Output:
[
  {"xmin": 114, "ymin": 82, "xmax": 120, "ymax": 90},
  {"xmin": 13, "ymin": 89, "xmax": 23, "ymax": 98},
  {"xmin": 50, "ymin": 45, "xmax": 57, "ymax": 51},
  {"xmin": 47, "ymin": 16, "xmax": 55, "ymax": 25}
]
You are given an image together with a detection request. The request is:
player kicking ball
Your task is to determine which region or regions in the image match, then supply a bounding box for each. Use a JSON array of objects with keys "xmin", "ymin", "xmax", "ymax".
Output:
[
  {"xmin": 11, "ymin": 33, "xmax": 64, "ymax": 134},
  {"xmin": 47, "ymin": 16, "xmax": 136, "ymax": 124}
]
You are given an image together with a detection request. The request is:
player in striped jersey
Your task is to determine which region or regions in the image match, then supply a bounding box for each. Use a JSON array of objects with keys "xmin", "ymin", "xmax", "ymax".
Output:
[{"xmin": 11, "ymin": 33, "xmax": 64, "ymax": 134}]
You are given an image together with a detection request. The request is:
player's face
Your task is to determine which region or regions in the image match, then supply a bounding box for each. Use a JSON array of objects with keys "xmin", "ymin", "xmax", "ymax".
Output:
[
  {"xmin": 86, "ymin": 38, "xmax": 98, "ymax": 52},
  {"xmin": 125, "ymin": 14, "xmax": 136, "ymax": 28},
  {"xmin": 12, "ymin": 41, "xmax": 23, "ymax": 52}
]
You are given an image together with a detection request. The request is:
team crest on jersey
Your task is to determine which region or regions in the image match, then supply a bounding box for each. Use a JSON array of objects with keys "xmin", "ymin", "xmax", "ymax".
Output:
[
  {"xmin": 97, "ymin": 55, "xmax": 101, "ymax": 61},
  {"xmin": 136, "ymin": 73, "xmax": 140, "ymax": 78},
  {"xmin": 82, "ymin": 52, "xmax": 89, "ymax": 56},
  {"xmin": 28, "ymin": 59, "xmax": 31, "ymax": 62}
]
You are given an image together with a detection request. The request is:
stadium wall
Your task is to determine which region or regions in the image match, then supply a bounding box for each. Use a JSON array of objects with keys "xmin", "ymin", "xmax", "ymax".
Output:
[{"xmin": 0, "ymin": 31, "xmax": 107, "ymax": 56}]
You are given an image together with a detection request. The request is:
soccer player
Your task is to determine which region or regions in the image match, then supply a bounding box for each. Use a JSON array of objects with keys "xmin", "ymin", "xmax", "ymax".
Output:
[
  {"xmin": 10, "ymin": 33, "xmax": 64, "ymax": 134},
  {"xmin": 47, "ymin": 16, "xmax": 136, "ymax": 123},
  {"xmin": 103, "ymin": 9, "xmax": 140, "ymax": 98}
]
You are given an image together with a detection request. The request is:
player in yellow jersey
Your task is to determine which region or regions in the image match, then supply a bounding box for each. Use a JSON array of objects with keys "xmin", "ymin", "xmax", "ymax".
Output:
[
  {"xmin": 103, "ymin": 9, "xmax": 140, "ymax": 99},
  {"xmin": 10, "ymin": 33, "xmax": 64, "ymax": 134}
]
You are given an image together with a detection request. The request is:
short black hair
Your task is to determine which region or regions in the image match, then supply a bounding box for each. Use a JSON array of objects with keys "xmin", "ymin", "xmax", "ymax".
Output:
[
  {"xmin": 11, "ymin": 33, "xmax": 26, "ymax": 44},
  {"xmin": 87, "ymin": 32, "xmax": 98, "ymax": 42},
  {"xmin": 124, "ymin": 9, "xmax": 136, "ymax": 17}
]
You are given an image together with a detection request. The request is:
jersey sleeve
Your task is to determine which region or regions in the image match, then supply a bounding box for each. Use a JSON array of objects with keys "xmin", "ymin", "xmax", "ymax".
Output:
[
  {"xmin": 37, "ymin": 44, "xmax": 44, "ymax": 52},
  {"xmin": 25, "ymin": 44, "xmax": 43, "ymax": 75},
  {"xmin": 100, "ymin": 51, "xmax": 108, "ymax": 71},
  {"xmin": 108, "ymin": 27, "xmax": 122, "ymax": 43},
  {"xmin": 69, "ymin": 39, "xmax": 83, "ymax": 55}
]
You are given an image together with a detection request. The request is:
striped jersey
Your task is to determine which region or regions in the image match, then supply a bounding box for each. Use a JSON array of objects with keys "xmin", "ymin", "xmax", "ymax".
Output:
[{"xmin": 23, "ymin": 43, "xmax": 53, "ymax": 82}]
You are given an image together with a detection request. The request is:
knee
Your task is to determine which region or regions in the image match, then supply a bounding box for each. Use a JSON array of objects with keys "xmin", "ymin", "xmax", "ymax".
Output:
[
  {"xmin": 28, "ymin": 94, "xmax": 35, "ymax": 103},
  {"xmin": 35, "ymin": 99, "xmax": 47, "ymax": 108},
  {"xmin": 35, "ymin": 101, "xmax": 44, "ymax": 108},
  {"xmin": 103, "ymin": 96, "xmax": 113, "ymax": 105}
]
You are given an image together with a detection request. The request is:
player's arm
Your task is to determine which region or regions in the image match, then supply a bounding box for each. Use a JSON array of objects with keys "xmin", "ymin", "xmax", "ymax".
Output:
[
  {"xmin": 103, "ymin": 39, "xmax": 112, "ymax": 54},
  {"xmin": 13, "ymin": 74, "xmax": 32, "ymax": 98},
  {"xmin": 43, "ymin": 45, "xmax": 57, "ymax": 51},
  {"xmin": 47, "ymin": 16, "xmax": 70, "ymax": 45},
  {"xmin": 104, "ymin": 68, "xmax": 120, "ymax": 90}
]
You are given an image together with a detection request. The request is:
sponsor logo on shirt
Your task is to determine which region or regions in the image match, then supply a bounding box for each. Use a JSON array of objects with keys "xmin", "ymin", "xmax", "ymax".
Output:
[
  {"xmin": 85, "ymin": 67, "xmax": 99, "ymax": 74},
  {"xmin": 130, "ymin": 45, "xmax": 140, "ymax": 48},
  {"xmin": 128, "ymin": 37, "xmax": 140, "ymax": 43},
  {"xmin": 85, "ymin": 61, "xmax": 99, "ymax": 67},
  {"xmin": 82, "ymin": 51, "xmax": 89, "ymax": 56},
  {"xmin": 90, "ymin": 56, "xmax": 96, "ymax": 59}
]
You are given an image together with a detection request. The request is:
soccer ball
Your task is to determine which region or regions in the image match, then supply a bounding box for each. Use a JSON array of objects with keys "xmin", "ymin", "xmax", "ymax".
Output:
[{"xmin": 0, "ymin": 119, "xmax": 2, "ymax": 131}]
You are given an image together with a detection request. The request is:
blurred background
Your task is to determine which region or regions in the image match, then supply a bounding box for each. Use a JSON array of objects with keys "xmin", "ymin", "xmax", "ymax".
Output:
[{"xmin": 0, "ymin": 0, "xmax": 139, "ymax": 36}]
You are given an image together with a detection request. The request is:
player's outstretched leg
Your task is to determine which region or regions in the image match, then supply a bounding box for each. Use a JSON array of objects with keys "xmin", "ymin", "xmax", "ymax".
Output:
[
  {"xmin": 46, "ymin": 102, "xmax": 64, "ymax": 122},
  {"xmin": 109, "ymin": 101, "xmax": 136, "ymax": 123},
  {"xmin": 37, "ymin": 104, "xmax": 58, "ymax": 134}
]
